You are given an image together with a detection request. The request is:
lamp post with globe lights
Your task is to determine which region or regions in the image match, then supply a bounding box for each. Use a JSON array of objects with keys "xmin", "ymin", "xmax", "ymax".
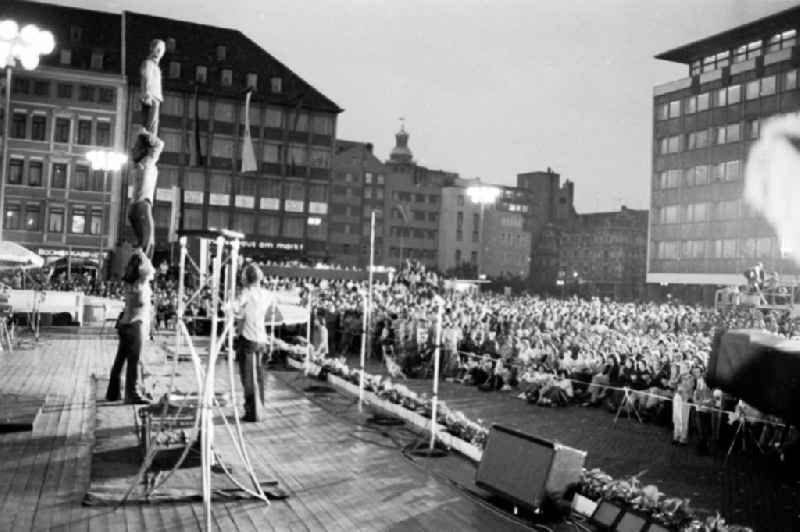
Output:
[
  {"xmin": 466, "ymin": 184, "xmax": 501, "ymax": 281},
  {"xmin": 0, "ymin": 20, "xmax": 55, "ymax": 241},
  {"xmin": 86, "ymin": 150, "xmax": 127, "ymax": 277}
]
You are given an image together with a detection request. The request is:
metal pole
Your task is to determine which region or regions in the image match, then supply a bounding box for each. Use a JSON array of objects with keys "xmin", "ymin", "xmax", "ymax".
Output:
[
  {"xmin": 304, "ymin": 289, "xmax": 312, "ymax": 375},
  {"xmin": 358, "ymin": 212, "xmax": 376, "ymax": 410},
  {"xmin": 0, "ymin": 66, "xmax": 12, "ymax": 241},
  {"xmin": 478, "ymin": 202, "xmax": 485, "ymax": 279},
  {"xmin": 99, "ymin": 170, "xmax": 108, "ymax": 280},
  {"xmin": 429, "ymin": 296, "xmax": 444, "ymax": 451}
]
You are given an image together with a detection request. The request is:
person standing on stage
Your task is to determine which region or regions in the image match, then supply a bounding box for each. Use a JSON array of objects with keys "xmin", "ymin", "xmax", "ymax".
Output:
[
  {"xmin": 233, "ymin": 263, "xmax": 274, "ymax": 422},
  {"xmin": 106, "ymin": 250, "xmax": 154, "ymax": 404}
]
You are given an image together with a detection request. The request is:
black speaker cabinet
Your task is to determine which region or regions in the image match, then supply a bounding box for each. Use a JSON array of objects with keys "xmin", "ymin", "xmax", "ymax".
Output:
[{"xmin": 475, "ymin": 424, "xmax": 586, "ymax": 511}]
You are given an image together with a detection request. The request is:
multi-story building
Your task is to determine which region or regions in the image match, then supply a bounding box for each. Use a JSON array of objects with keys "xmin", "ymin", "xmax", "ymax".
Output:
[
  {"xmin": 518, "ymin": 168, "xmax": 576, "ymax": 290},
  {"xmin": 123, "ymin": 12, "xmax": 341, "ymax": 263},
  {"xmin": 482, "ymin": 186, "xmax": 533, "ymax": 278},
  {"xmin": 0, "ymin": 3, "xmax": 126, "ymax": 264},
  {"xmin": 383, "ymin": 126, "xmax": 457, "ymax": 268},
  {"xmin": 438, "ymin": 179, "xmax": 532, "ymax": 278},
  {"xmin": 555, "ymin": 207, "xmax": 648, "ymax": 299},
  {"xmin": 650, "ymin": 5, "xmax": 800, "ymax": 301},
  {"xmin": 329, "ymin": 140, "xmax": 387, "ymax": 266}
]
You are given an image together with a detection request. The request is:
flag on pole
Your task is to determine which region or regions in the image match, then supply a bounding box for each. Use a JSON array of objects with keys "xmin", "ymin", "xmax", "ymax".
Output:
[
  {"xmin": 241, "ymin": 89, "xmax": 258, "ymax": 173},
  {"xmin": 395, "ymin": 204, "xmax": 410, "ymax": 224}
]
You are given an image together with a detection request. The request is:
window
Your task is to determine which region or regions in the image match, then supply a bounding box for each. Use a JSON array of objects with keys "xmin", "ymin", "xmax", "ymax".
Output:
[
  {"xmin": 211, "ymin": 137, "xmax": 233, "ymax": 158},
  {"xmin": 270, "ymin": 77, "xmax": 282, "ymax": 93},
  {"xmin": 715, "ymin": 88, "xmax": 727, "ymax": 107},
  {"xmin": 287, "ymin": 111, "xmax": 308, "ymax": 131},
  {"xmin": 96, "ymin": 121, "xmax": 111, "ymax": 146},
  {"xmin": 4, "ymin": 203, "xmax": 20, "ymax": 230},
  {"xmin": 89, "ymin": 170, "xmax": 104, "ymax": 192},
  {"xmin": 668, "ymin": 100, "xmax": 681, "ymax": 118},
  {"xmin": 24, "ymin": 204, "xmax": 41, "ymax": 231},
  {"xmin": 471, "ymin": 251, "xmax": 478, "ymax": 264},
  {"xmin": 31, "ymin": 115, "xmax": 46, "ymax": 141},
  {"xmin": 70, "ymin": 206, "xmax": 86, "ymax": 233},
  {"xmin": 716, "ymin": 200, "xmax": 740, "ymax": 219},
  {"xmin": 77, "ymin": 119, "xmax": 92, "ymax": 145},
  {"xmin": 767, "ymin": 29, "xmax": 796, "ymax": 52},
  {"xmin": 233, "ymin": 212, "xmax": 254, "ymax": 234},
  {"xmin": 48, "ymin": 208, "xmax": 64, "ymax": 233},
  {"xmin": 312, "ymin": 115, "xmax": 333, "ymax": 135},
  {"xmin": 282, "ymin": 217, "xmax": 304, "ymax": 238},
  {"xmin": 33, "ymin": 80, "xmax": 49, "ymax": 96},
  {"xmin": 78, "ymin": 85, "xmax": 94, "ymax": 101},
  {"xmin": 11, "ymin": 112, "xmax": 26, "ymax": 138},
  {"xmin": 364, "ymin": 187, "xmax": 372, "ymax": 199},
  {"xmin": 258, "ymin": 215, "xmax": 280, "ymax": 236},
  {"xmin": 684, "ymin": 202, "xmax": 709, "ymax": 222},
  {"xmin": 376, "ymin": 174, "xmax": 384, "ymax": 185},
  {"xmin": 659, "ymin": 205, "xmax": 680, "ymax": 224},
  {"xmin": 166, "ymin": 37, "xmax": 176, "ymax": 52},
  {"xmin": 726, "ymin": 123, "xmax": 740, "ymax": 143},
  {"xmin": 28, "ymin": 161, "xmax": 42, "ymax": 186},
  {"xmin": 782, "ymin": 69, "xmax": 798, "ymax": 93},
  {"xmin": 746, "ymin": 80, "xmax": 760, "ymax": 100},
  {"xmin": 216, "ymin": 45, "xmax": 227, "ymax": 61},
  {"xmin": 697, "ymin": 92, "xmax": 710, "ymax": 111},
  {"xmin": 207, "ymin": 208, "xmax": 227, "ymax": 229},
  {"xmin": 54, "ymin": 117, "xmax": 70, "ymax": 143},
  {"xmin": 70, "ymin": 24, "xmax": 82, "ymax": 42},
  {"xmin": 265, "ymin": 108, "xmax": 283, "ymax": 128},
  {"xmin": 98, "ymin": 87, "xmax": 115, "ymax": 104},
  {"xmin": 309, "ymin": 148, "xmax": 330, "ymax": 168},
  {"xmin": 727, "ymin": 84, "xmax": 741, "ymax": 104},
  {"xmin": 88, "ymin": 209, "xmax": 103, "ymax": 235},
  {"xmin": 685, "ymin": 96, "xmax": 696, "ymax": 115},
  {"xmin": 51, "ymin": 163, "xmax": 67, "ymax": 188},
  {"xmin": 7, "ymin": 159, "xmax": 23, "ymax": 184},
  {"xmin": 220, "ymin": 68, "xmax": 233, "ymax": 87},
  {"xmin": 660, "ymin": 134, "xmax": 681, "ymax": 153},
  {"xmin": 748, "ymin": 118, "xmax": 759, "ymax": 139},
  {"xmin": 246, "ymin": 72, "xmax": 258, "ymax": 90},
  {"xmin": 59, "ymin": 49, "xmax": 71, "ymax": 66},
  {"xmin": 725, "ymin": 160, "xmax": 742, "ymax": 180},
  {"xmin": 195, "ymin": 66, "xmax": 207, "ymax": 83},
  {"xmin": 655, "ymin": 103, "xmax": 668, "ymax": 120},
  {"xmin": 658, "ymin": 169, "xmax": 681, "ymax": 188},
  {"xmin": 168, "ymin": 61, "xmax": 182, "ymax": 79},
  {"xmin": 711, "ymin": 162, "xmax": 725, "ymax": 181},
  {"xmin": 182, "ymin": 207, "xmax": 203, "ymax": 229},
  {"xmin": 57, "ymin": 83, "xmax": 72, "ymax": 99},
  {"xmin": 160, "ymin": 129, "xmax": 182, "ymax": 152},
  {"xmin": 72, "ymin": 165, "xmax": 89, "ymax": 190},
  {"xmin": 90, "ymin": 52, "xmax": 103, "ymax": 70},
  {"xmin": 734, "ymin": 40, "xmax": 762, "ymax": 63},
  {"xmin": 761, "ymin": 75, "xmax": 776, "ymax": 96},
  {"xmin": 715, "ymin": 126, "xmax": 726, "ymax": 145},
  {"xmin": 213, "ymin": 102, "xmax": 234, "ymax": 122}
]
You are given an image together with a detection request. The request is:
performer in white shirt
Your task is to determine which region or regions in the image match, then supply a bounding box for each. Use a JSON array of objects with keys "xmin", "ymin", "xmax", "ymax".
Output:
[
  {"xmin": 139, "ymin": 39, "xmax": 165, "ymax": 135},
  {"xmin": 233, "ymin": 264, "xmax": 275, "ymax": 422},
  {"xmin": 128, "ymin": 131, "xmax": 164, "ymax": 260}
]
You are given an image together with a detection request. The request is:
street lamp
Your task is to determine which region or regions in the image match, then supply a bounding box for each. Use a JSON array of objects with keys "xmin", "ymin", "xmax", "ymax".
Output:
[
  {"xmin": 466, "ymin": 184, "xmax": 500, "ymax": 280},
  {"xmin": 87, "ymin": 150, "xmax": 127, "ymax": 278},
  {"xmin": 0, "ymin": 20, "xmax": 55, "ymax": 241}
]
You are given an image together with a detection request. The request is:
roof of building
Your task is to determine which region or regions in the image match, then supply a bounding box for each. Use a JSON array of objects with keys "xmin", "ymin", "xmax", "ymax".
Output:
[
  {"xmin": 2, "ymin": 1, "xmax": 121, "ymax": 73},
  {"xmin": 655, "ymin": 5, "xmax": 800, "ymax": 64},
  {"xmin": 124, "ymin": 11, "xmax": 342, "ymax": 112},
  {"xmin": 567, "ymin": 207, "xmax": 648, "ymax": 231}
]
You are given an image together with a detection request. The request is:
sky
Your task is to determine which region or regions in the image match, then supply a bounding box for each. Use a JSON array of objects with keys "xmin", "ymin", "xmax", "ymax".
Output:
[{"xmin": 58, "ymin": 0, "xmax": 800, "ymax": 212}]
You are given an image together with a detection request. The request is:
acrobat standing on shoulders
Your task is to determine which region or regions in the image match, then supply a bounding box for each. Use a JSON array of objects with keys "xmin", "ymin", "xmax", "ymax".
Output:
[
  {"xmin": 140, "ymin": 38, "xmax": 165, "ymax": 135},
  {"xmin": 129, "ymin": 132, "xmax": 164, "ymax": 260}
]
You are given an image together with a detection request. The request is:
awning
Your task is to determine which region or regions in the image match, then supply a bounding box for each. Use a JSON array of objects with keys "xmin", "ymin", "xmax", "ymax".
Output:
[{"xmin": 0, "ymin": 242, "xmax": 44, "ymax": 270}]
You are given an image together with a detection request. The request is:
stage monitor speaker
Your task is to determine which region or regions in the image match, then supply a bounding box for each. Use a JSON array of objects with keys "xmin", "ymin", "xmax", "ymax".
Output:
[
  {"xmin": 708, "ymin": 329, "xmax": 800, "ymax": 425},
  {"xmin": 615, "ymin": 511, "xmax": 647, "ymax": 532},
  {"xmin": 591, "ymin": 500, "xmax": 624, "ymax": 529},
  {"xmin": 475, "ymin": 424, "xmax": 586, "ymax": 511}
]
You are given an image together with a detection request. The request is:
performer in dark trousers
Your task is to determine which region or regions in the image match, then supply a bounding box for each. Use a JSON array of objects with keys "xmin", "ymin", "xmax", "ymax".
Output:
[
  {"xmin": 106, "ymin": 250, "xmax": 154, "ymax": 404},
  {"xmin": 129, "ymin": 131, "xmax": 163, "ymax": 260},
  {"xmin": 232, "ymin": 264, "xmax": 275, "ymax": 422}
]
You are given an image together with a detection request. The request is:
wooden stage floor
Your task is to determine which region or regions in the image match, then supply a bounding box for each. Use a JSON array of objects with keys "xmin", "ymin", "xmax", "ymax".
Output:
[{"xmin": 0, "ymin": 331, "xmax": 534, "ymax": 532}]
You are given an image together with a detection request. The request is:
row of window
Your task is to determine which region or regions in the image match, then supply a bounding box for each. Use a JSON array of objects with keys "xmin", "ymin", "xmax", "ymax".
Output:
[
  {"xmin": 658, "ymin": 119, "xmax": 758, "ymax": 154},
  {"xmin": 689, "ymin": 29, "xmax": 796, "ymax": 75},
  {"xmin": 6, "ymin": 159, "xmax": 107, "ymax": 191},
  {"xmin": 13, "ymin": 78, "xmax": 116, "ymax": 105},
  {"xmin": 453, "ymin": 250, "xmax": 479, "ymax": 265},
  {"xmin": 390, "ymin": 226, "xmax": 438, "ymax": 240},
  {"xmin": 655, "ymin": 237, "xmax": 776, "ymax": 260},
  {"xmin": 654, "ymin": 199, "xmax": 744, "ymax": 224},
  {"xmin": 656, "ymin": 160, "xmax": 743, "ymax": 189},
  {"xmin": 177, "ymin": 171, "xmax": 327, "ymax": 201},
  {"xmin": 392, "ymin": 192, "xmax": 439, "ymax": 204},
  {"xmin": 656, "ymin": 72, "xmax": 797, "ymax": 121},
  {"xmin": 390, "ymin": 248, "xmax": 438, "ymax": 260},
  {"xmin": 158, "ymin": 93, "xmax": 334, "ymax": 135},
  {"xmin": 4, "ymin": 201, "xmax": 104, "ymax": 235},
  {"xmin": 362, "ymin": 187, "xmax": 385, "ymax": 200},
  {"xmin": 8, "ymin": 112, "xmax": 113, "ymax": 147}
]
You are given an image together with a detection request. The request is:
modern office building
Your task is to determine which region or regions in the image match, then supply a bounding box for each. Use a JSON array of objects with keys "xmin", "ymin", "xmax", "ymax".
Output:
[
  {"xmin": 650, "ymin": 5, "xmax": 800, "ymax": 299},
  {"xmin": 482, "ymin": 186, "xmax": 533, "ymax": 278},
  {"xmin": 123, "ymin": 12, "xmax": 341, "ymax": 263},
  {"xmin": 383, "ymin": 125, "xmax": 458, "ymax": 268},
  {"xmin": 329, "ymin": 140, "xmax": 387, "ymax": 266},
  {"xmin": 0, "ymin": 3, "xmax": 127, "ymax": 263},
  {"xmin": 437, "ymin": 178, "xmax": 483, "ymax": 275}
]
